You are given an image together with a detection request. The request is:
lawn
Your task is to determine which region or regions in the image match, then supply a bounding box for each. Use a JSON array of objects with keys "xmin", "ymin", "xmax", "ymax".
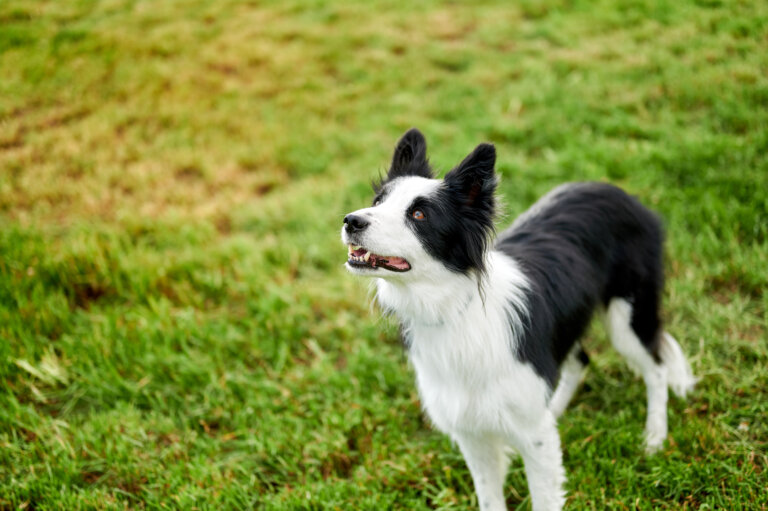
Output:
[{"xmin": 1, "ymin": 0, "xmax": 766, "ymax": 509}]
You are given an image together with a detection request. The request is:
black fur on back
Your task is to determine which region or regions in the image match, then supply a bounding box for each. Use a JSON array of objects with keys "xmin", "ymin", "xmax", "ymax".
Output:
[{"xmin": 496, "ymin": 183, "xmax": 665, "ymax": 387}]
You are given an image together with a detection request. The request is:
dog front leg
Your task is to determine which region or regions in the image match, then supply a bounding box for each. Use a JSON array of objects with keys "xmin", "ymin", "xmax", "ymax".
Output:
[
  {"xmin": 455, "ymin": 433, "xmax": 509, "ymax": 511},
  {"xmin": 513, "ymin": 413, "xmax": 566, "ymax": 511}
]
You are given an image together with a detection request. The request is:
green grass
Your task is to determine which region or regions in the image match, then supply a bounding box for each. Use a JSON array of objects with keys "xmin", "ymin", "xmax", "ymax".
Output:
[{"xmin": 1, "ymin": 0, "xmax": 766, "ymax": 509}]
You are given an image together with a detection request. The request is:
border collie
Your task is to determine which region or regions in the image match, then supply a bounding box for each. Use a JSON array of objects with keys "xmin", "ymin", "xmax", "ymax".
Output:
[{"xmin": 341, "ymin": 129, "xmax": 696, "ymax": 511}]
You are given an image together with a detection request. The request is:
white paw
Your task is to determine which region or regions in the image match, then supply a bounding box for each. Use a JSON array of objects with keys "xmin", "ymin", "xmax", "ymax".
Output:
[{"xmin": 643, "ymin": 430, "xmax": 666, "ymax": 454}]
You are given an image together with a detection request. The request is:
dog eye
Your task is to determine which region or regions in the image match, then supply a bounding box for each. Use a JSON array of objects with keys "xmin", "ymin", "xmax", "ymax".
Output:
[
  {"xmin": 373, "ymin": 199, "xmax": 381, "ymax": 206},
  {"xmin": 411, "ymin": 209, "xmax": 425, "ymax": 220}
]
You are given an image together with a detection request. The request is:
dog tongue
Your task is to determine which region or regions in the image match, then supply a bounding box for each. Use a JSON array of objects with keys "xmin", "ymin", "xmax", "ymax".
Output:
[
  {"xmin": 381, "ymin": 256, "xmax": 410, "ymax": 270},
  {"xmin": 349, "ymin": 246, "xmax": 411, "ymax": 271}
]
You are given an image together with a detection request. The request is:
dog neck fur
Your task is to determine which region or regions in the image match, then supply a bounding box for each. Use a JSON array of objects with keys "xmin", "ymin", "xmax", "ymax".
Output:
[{"xmin": 375, "ymin": 250, "xmax": 530, "ymax": 346}]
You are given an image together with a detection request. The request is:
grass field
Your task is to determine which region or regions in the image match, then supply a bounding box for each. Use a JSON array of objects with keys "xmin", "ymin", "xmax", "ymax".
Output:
[{"xmin": 1, "ymin": 0, "xmax": 767, "ymax": 509}]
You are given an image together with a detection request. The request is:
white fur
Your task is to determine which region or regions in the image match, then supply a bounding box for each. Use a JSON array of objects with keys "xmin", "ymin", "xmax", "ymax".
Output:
[
  {"xmin": 604, "ymin": 299, "xmax": 670, "ymax": 453},
  {"xmin": 548, "ymin": 345, "xmax": 587, "ymax": 419},
  {"xmin": 341, "ymin": 176, "xmax": 442, "ymax": 279},
  {"xmin": 602, "ymin": 301, "xmax": 696, "ymax": 453},
  {"xmin": 660, "ymin": 332, "xmax": 697, "ymax": 398}
]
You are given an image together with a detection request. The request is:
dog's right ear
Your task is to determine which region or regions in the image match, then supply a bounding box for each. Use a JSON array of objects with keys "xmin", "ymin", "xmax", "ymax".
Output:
[{"xmin": 375, "ymin": 129, "xmax": 434, "ymax": 191}]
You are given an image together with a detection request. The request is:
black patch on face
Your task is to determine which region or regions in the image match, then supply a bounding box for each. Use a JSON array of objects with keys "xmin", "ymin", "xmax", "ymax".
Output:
[
  {"xmin": 371, "ymin": 130, "xmax": 498, "ymax": 276},
  {"xmin": 373, "ymin": 128, "xmax": 434, "ymax": 193},
  {"xmin": 496, "ymin": 183, "xmax": 665, "ymax": 387},
  {"xmin": 405, "ymin": 143, "xmax": 498, "ymax": 275}
]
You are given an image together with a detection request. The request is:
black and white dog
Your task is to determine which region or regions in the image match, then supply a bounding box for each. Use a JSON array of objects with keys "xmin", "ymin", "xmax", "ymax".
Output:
[{"xmin": 341, "ymin": 129, "xmax": 695, "ymax": 511}]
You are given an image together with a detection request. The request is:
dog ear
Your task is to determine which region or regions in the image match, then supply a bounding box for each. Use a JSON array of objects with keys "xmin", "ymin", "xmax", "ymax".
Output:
[
  {"xmin": 388, "ymin": 128, "xmax": 434, "ymax": 180},
  {"xmin": 374, "ymin": 129, "xmax": 434, "ymax": 192},
  {"xmin": 443, "ymin": 143, "xmax": 497, "ymax": 210},
  {"xmin": 437, "ymin": 143, "xmax": 497, "ymax": 276}
]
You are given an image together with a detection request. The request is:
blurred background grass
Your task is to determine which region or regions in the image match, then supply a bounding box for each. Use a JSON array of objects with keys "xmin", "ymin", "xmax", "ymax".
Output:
[{"xmin": 1, "ymin": 0, "xmax": 766, "ymax": 509}]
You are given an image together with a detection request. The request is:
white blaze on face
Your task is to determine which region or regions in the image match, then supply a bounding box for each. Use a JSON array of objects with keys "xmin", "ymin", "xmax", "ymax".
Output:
[{"xmin": 341, "ymin": 176, "xmax": 441, "ymax": 277}]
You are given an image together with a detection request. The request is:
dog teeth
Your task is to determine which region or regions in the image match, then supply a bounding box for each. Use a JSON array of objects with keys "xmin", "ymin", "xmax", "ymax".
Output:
[{"xmin": 346, "ymin": 246, "xmax": 375, "ymax": 266}]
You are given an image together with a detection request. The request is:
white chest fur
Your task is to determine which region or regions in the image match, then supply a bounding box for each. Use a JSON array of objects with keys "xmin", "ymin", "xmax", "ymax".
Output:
[{"xmin": 376, "ymin": 252, "xmax": 549, "ymax": 436}]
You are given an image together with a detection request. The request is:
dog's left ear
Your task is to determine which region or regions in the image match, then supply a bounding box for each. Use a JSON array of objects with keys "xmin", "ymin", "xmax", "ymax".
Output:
[
  {"xmin": 439, "ymin": 143, "xmax": 497, "ymax": 275},
  {"xmin": 444, "ymin": 143, "xmax": 498, "ymax": 213}
]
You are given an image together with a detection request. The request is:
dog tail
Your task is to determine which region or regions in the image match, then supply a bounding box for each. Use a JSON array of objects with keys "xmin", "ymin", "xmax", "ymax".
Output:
[{"xmin": 660, "ymin": 332, "xmax": 697, "ymax": 398}]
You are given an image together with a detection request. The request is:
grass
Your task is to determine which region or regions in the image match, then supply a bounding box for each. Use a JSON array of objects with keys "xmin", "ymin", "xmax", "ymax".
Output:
[{"xmin": 1, "ymin": 0, "xmax": 766, "ymax": 509}]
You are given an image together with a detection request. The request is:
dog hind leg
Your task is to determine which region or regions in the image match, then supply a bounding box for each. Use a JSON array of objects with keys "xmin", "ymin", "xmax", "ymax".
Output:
[
  {"xmin": 605, "ymin": 297, "xmax": 670, "ymax": 452},
  {"xmin": 549, "ymin": 344, "xmax": 589, "ymax": 419}
]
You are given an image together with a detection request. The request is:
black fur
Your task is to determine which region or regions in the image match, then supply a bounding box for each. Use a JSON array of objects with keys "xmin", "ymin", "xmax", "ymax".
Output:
[
  {"xmin": 496, "ymin": 183, "xmax": 665, "ymax": 387},
  {"xmin": 576, "ymin": 347, "xmax": 590, "ymax": 367},
  {"xmin": 407, "ymin": 143, "xmax": 498, "ymax": 275},
  {"xmin": 374, "ymin": 128, "xmax": 434, "ymax": 193}
]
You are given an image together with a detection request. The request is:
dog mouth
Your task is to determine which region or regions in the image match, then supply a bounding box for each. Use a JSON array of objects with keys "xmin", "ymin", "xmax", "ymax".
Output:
[{"xmin": 347, "ymin": 245, "xmax": 411, "ymax": 272}]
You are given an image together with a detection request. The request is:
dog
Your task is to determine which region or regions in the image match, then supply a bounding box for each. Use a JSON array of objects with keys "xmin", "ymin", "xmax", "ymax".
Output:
[{"xmin": 340, "ymin": 129, "xmax": 696, "ymax": 511}]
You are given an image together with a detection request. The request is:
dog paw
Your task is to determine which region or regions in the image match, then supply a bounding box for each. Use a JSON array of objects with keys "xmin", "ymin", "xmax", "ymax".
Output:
[{"xmin": 643, "ymin": 431, "xmax": 666, "ymax": 454}]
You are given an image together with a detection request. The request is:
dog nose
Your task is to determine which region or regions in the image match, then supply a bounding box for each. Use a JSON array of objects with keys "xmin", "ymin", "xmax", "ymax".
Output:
[{"xmin": 344, "ymin": 214, "xmax": 370, "ymax": 233}]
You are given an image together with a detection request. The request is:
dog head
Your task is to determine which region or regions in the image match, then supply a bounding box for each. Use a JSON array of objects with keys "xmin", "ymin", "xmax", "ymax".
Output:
[{"xmin": 341, "ymin": 128, "xmax": 497, "ymax": 280}]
